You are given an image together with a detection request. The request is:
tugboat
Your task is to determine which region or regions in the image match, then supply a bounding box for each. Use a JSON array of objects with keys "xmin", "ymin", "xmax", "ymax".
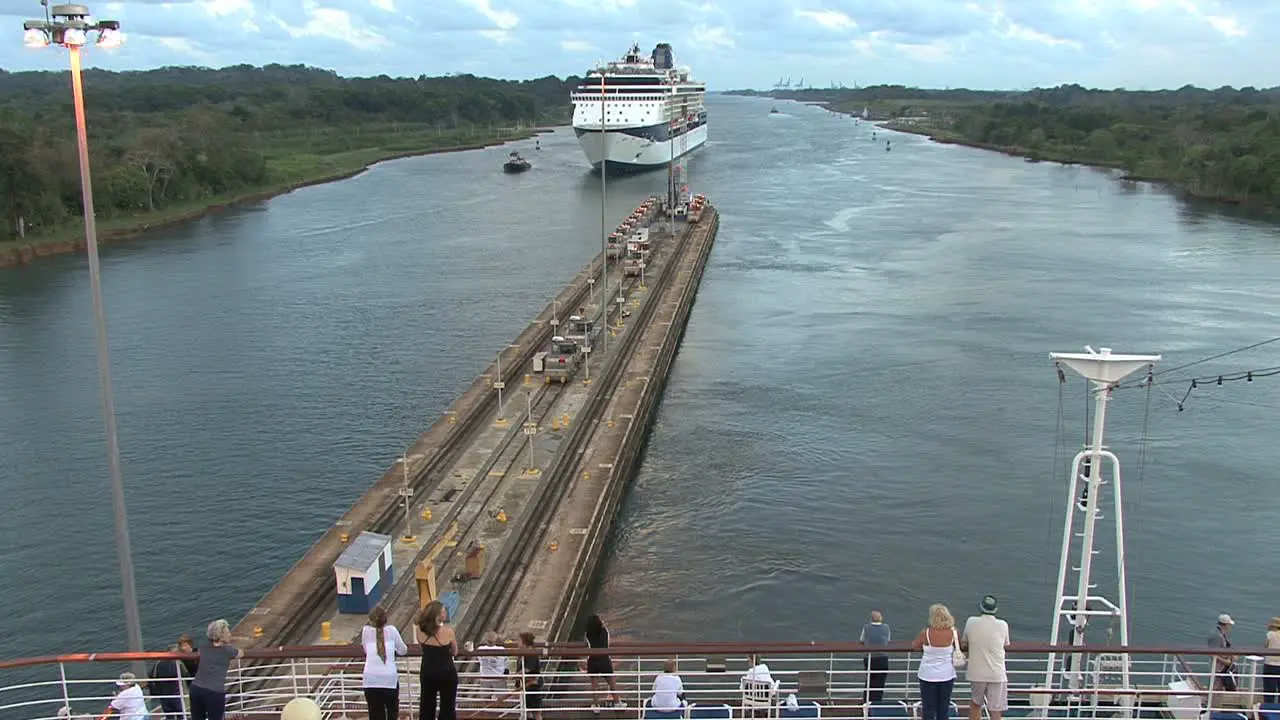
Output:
[
  {"xmin": 770, "ymin": 106, "xmax": 780, "ymax": 114},
  {"xmin": 503, "ymin": 151, "xmax": 531, "ymax": 173}
]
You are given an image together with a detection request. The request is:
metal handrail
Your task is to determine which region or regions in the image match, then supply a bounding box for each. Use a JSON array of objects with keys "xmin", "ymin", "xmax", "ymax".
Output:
[
  {"xmin": 6, "ymin": 642, "xmax": 1280, "ymax": 669},
  {"xmin": 6, "ymin": 645, "xmax": 1278, "ymax": 720}
]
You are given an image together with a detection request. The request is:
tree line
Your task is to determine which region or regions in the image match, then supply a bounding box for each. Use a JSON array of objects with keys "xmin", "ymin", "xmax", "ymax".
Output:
[
  {"xmin": 0, "ymin": 64, "xmax": 579, "ymax": 241},
  {"xmin": 751, "ymin": 84, "xmax": 1280, "ymax": 207}
]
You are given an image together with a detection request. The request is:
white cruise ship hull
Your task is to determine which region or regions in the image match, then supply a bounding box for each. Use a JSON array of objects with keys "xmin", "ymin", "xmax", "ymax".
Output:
[{"xmin": 575, "ymin": 123, "xmax": 708, "ymax": 171}]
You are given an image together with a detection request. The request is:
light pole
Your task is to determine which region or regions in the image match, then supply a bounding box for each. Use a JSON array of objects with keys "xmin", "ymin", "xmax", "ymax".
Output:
[
  {"xmin": 522, "ymin": 392, "xmax": 539, "ymax": 475},
  {"xmin": 396, "ymin": 454, "xmax": 415, "ymax": 543},
  {"xmin": 22, "ymin": 2, "xmax": 137, "ymax": 653},
  {"xmin": 493, "ymin": 350, "xmax": 507, "ymax": 426}
]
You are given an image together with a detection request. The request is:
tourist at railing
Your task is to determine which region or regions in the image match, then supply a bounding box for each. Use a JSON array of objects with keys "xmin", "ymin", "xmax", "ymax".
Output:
[
  {"xmin": 99, "ymin": 672, "xmax": 149, "ymax": 720},
  {"xmin": 861, "ymin": 610, "xmax": 892, "ymax": 703},
  {"xmin": 190, "ymin": 620, "xmax": 242, "ymax": 720},
  {"xmin": 417, "ymin": 600, "xmax": 459, "ymax": 720},
  {"xmin": 649, "ymin": 659, "xmax": 686, "ymax": 712},
  {"xmin": 362, "ymin": 606, "xmax": 408, "ymax": 720},
  {"xmin": 743, "ymin": 654, "xmax": 773, "ymax": 683},
  {"xmin": 912, "ymin": 604, "xmax": 958, "ymax": 720},
  {"xmin": 583, "ymin": 614, "xmax": 626, "ymax": 712},
  {"xmin": 518, "ymin": 632, "xmax": 543, "ymax": 720},
  {"xmin": 1265, "ymin": 616, "xmax": 1280, "ymax": 704},
  {"xmin": 477, "ymin": 631, "xmax": 510, "ymax": 700},
  {"xmin": 148, "ymin": 638, "xmax": 194, "ymax": 719},
  {"xmin": 1209, "ymin": 613, "xmax": 1238, "ymax": 692},
  {"xmin": 961, "ymin": 596, "xmax": 1010, "ymax": 720}
]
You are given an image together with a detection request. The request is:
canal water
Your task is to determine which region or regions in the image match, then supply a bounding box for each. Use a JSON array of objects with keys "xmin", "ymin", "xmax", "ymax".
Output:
[{"xmin": 1, "ymin": 95, "xmax": 1278, "ymax": 662}]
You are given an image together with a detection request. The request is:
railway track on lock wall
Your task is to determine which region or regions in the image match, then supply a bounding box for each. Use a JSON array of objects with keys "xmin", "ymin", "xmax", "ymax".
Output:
[
  {"xmin": 259, "ymin": 261, "xmax": 606, "ymax": 648},
  {"xmin": 458, "ymin": 221, "xmax": 698, "ymax": 643},
  {"xmin": 376, "ymin": 270, "xmax": 652, "ymax": 636},
  {"xmin": 239, "ymin": 262, "xmax": 660, "ymax": 701},
  {"xmin": 265, "ymin": 229, "xmax": 671, "ymax": 648}
]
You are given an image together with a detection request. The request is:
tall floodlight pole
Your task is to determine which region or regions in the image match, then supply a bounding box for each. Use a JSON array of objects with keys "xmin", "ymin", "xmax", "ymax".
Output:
[
  {"xmin": 599, "ymin": 71, "xmax": 609, "ymax": 355},
  {"xmin": 21, "ymin": 3, "xmax": 138, "ymax": 654},
  {"xmin": 1042, "ymin": 346, "xmax": 1160, "ymax": 709}
]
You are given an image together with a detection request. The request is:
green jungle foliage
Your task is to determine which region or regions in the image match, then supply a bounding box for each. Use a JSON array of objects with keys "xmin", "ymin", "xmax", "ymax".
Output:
[
  {"xmin": 0, "ymin": 64, "xmax": 578, "ymax": 242},
  {"xmin": 744, "ymin": 84, "xmax": 1280, "ymax": 207}
]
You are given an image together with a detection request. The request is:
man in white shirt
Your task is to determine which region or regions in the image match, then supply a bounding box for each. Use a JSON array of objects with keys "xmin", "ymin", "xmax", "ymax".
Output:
[
  {"xmin": 650, "ymin": 660, "xmax": 686, "ymax": 712},
  {"xmin": 962, "ymin": 595, "xmax": 1010, "ymax": 720},
  {"xmin": 105, "ymin": 672, "xmax": 149, "ymax": 720},
  {"xmin": 477, "ymin": 631, "xmax": 510, "ymax": 700}
]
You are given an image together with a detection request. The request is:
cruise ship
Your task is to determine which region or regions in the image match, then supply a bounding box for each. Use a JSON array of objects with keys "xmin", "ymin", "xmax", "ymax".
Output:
[{"xmin": 571, "ymin": 42, "xmax": 708, "ymax": 171}]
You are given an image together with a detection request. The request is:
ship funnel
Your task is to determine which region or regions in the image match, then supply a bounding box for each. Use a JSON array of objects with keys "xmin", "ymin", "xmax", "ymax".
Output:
[{"xmin": 652, "ymin": 43, "xmax": 674, "ymax": 70}]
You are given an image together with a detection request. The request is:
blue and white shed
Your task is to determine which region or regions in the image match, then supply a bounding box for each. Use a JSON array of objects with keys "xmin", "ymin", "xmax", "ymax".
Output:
[{"xmin": 333, "ymin": 531, "xmax": 394, "ymax": 615}]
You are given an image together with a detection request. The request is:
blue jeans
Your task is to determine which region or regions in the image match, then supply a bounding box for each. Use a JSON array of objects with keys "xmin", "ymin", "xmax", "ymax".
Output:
[
  {"xmin": 919, "ymin": 679, "xmax": 954, "ymax": 720},
  {"xmin": 1263, "ymin": 664, "xmax": 1280, "ymax": 705}
]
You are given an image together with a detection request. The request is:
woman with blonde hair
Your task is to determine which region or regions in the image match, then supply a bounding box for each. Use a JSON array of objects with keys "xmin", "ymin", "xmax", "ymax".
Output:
[
  {"xmin": 362, "ymin": 605, "xmax": 409, "ymax": 720},
  {"xmin": 190, "ymin": 619, "xmax": 242, "ymax": 720},
  {"xmin": 1264, "ymin": 616, "xmax": 1280, "ymax": 704},
  {"xmin": 911, "ymin": 604, "xmax": 959, "ymax": 720},
  {"xmin": 417, "ymin": 600, "xmax": 459, "ymax": 720}
]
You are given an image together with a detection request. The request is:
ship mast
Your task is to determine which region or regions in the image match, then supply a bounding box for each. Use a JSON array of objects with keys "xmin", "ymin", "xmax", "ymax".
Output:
[{"xmin": 1042, "ymin": 346, "xmax": 1159, "ymax": 710}]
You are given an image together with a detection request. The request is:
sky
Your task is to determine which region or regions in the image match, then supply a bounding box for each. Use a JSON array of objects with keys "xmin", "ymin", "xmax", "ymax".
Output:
[{"xmin": 1, "ymin": 0, "xmax": 1278, "ymax": 90}]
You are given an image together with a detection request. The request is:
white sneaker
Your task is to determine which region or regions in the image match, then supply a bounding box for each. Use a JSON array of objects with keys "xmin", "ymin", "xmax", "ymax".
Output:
[
  {"xmin": 591, "ymin": 705, "xmax": 601, "ymax": 715},
  {"xmin": 613, "ymin": 700, "xmax": 627, "ymax": 709}
]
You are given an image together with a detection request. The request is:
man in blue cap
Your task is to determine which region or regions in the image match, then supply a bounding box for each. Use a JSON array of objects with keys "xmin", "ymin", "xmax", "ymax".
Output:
[{"xmin": 961, "ymin": 595, "xmax": 1010, "ymax": 720}]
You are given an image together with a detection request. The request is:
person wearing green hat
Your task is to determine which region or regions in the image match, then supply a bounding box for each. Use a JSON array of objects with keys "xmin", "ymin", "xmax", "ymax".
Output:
[{"xmin": 961, "ymin": 595, "xmax": 1010, "ymax": 720}]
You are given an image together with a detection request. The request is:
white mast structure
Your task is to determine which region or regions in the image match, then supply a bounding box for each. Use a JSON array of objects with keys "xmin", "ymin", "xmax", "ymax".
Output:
[{"xmin": 1043, "ymin": 346, "xmax": 1160, "ymax": 705}]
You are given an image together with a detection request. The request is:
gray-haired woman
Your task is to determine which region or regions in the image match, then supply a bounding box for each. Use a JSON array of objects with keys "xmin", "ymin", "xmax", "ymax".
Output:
[{"xmin": 190, "ymin": 619, "xmax": 242, "ymax": 720}]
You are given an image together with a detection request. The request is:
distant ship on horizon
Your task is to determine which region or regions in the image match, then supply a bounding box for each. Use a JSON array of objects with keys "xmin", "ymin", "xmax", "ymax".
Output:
[{"xmin": 570, "ymin": 42, "xmax": 708, "ymax": 171}]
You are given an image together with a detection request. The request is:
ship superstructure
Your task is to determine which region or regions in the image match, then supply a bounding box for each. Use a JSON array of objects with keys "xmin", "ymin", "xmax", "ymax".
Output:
[{"xmin": 570, "ymin": 42, "xmax": 708, "ymax": 171}]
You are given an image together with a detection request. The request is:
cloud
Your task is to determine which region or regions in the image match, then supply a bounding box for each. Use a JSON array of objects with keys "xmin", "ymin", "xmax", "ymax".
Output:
[
  {"xmin": 793, "ymin": 9, "xmax": 857, "ymax": 32},
  {"xmin": 0, "ymin": 0, "xmax": 1274, "ymax": 90}
]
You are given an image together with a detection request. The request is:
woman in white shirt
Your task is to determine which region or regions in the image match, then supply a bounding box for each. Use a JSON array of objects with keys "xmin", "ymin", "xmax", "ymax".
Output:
[
  {"xmin": 1264, "ymin": 616, "xmax": 1280, "ymax": 705},
  {"xmin": 650, "ymin": 660, "xmax": 686, "ymax": 711},
  {"xmin": 363, "ymin": 606, "xmax": 409, "ymax": 720},
  {"xmin": 911, "ymin": 604, "xmax": 958, "ymax": 720}
]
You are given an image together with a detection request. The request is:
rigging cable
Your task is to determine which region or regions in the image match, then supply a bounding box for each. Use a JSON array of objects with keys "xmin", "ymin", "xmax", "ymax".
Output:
[
  {"xmin": 1148, "ymin": 335, "xmax": 1280, "ymax": 379},
  {"xmin": 1045, "ymin": 363, "xmax": 1068, "ymax": 602},
  {"xmin": 1127, "ymin": 366, "xmax": 1154, "ymax": 641}
]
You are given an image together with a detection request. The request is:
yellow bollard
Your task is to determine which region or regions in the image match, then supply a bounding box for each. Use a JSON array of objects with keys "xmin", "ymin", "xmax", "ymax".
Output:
[
  {"xmin": 497, "ymin": 510, "xmax": 508, "ymax": 523},
  {"xmin": 321, "ymin": 622, "xmax": 332, "ymax": 641},
  {"xmin": 448, "ymin": 414, "xmax": 456, "ymax": 425},
  {"xmin": 253, "ymin": 626, "xmax": 264, "ymax": 638},
  {"xmin": 562, "ymin": 414, "xmax": 570, "ymax": 427},
  {"xmin": 551, "ymin": 417, "xmax": 561, "ymax": 431},
  {"xmin": 422, "ymin": 508, "xmax": 432, "ymax": 521},
  {"xmin": 339, "ymin": 532, "xmax": 349, "ymax": 543},
  {"xmin": 607, "ymin": 418, "xmax": 614, "ymax": 428},
  {"xmin": 524, "ymin": 374, "xmax": 531, "ymax": 385},
  {"xmin": 583, "ymin": 471, "xmax": 590, "ymax": 481},
  {"xmin": 548, "ymin": 540, "xmax": 559, "ymax": 552}
]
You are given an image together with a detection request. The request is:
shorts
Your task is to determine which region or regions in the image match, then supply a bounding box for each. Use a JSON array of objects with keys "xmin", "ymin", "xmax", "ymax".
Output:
[
  {"xmin": 524, "ymin": 686, "xmax": 543, "ymax": 710},
  {"xmin": 969, "ymin": 681, "xmax": 1008, "ymax": 711}
]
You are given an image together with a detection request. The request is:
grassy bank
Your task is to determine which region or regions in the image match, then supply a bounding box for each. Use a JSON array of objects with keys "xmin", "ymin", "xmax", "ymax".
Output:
[{"xmin": 0, "ymin": 124, "xmax": 554, "ymax": 268}]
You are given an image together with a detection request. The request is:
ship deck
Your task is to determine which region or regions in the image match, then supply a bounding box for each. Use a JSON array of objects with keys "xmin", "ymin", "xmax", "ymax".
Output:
[{"xmin": 2, "ymin": 642, "xmax": 1276, "ymax": 720}]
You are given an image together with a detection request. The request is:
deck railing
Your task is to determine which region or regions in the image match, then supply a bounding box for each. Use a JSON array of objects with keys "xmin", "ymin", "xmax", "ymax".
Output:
[{"xmin": 2, "ymin": 643, "xmax": 1278, "ymax": 720}]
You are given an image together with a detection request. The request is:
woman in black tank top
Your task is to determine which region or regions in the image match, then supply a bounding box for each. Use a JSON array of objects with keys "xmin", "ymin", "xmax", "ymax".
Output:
[{"xmin": 418, "ymin": 601, "xmax": 459, "ymax": 720}]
